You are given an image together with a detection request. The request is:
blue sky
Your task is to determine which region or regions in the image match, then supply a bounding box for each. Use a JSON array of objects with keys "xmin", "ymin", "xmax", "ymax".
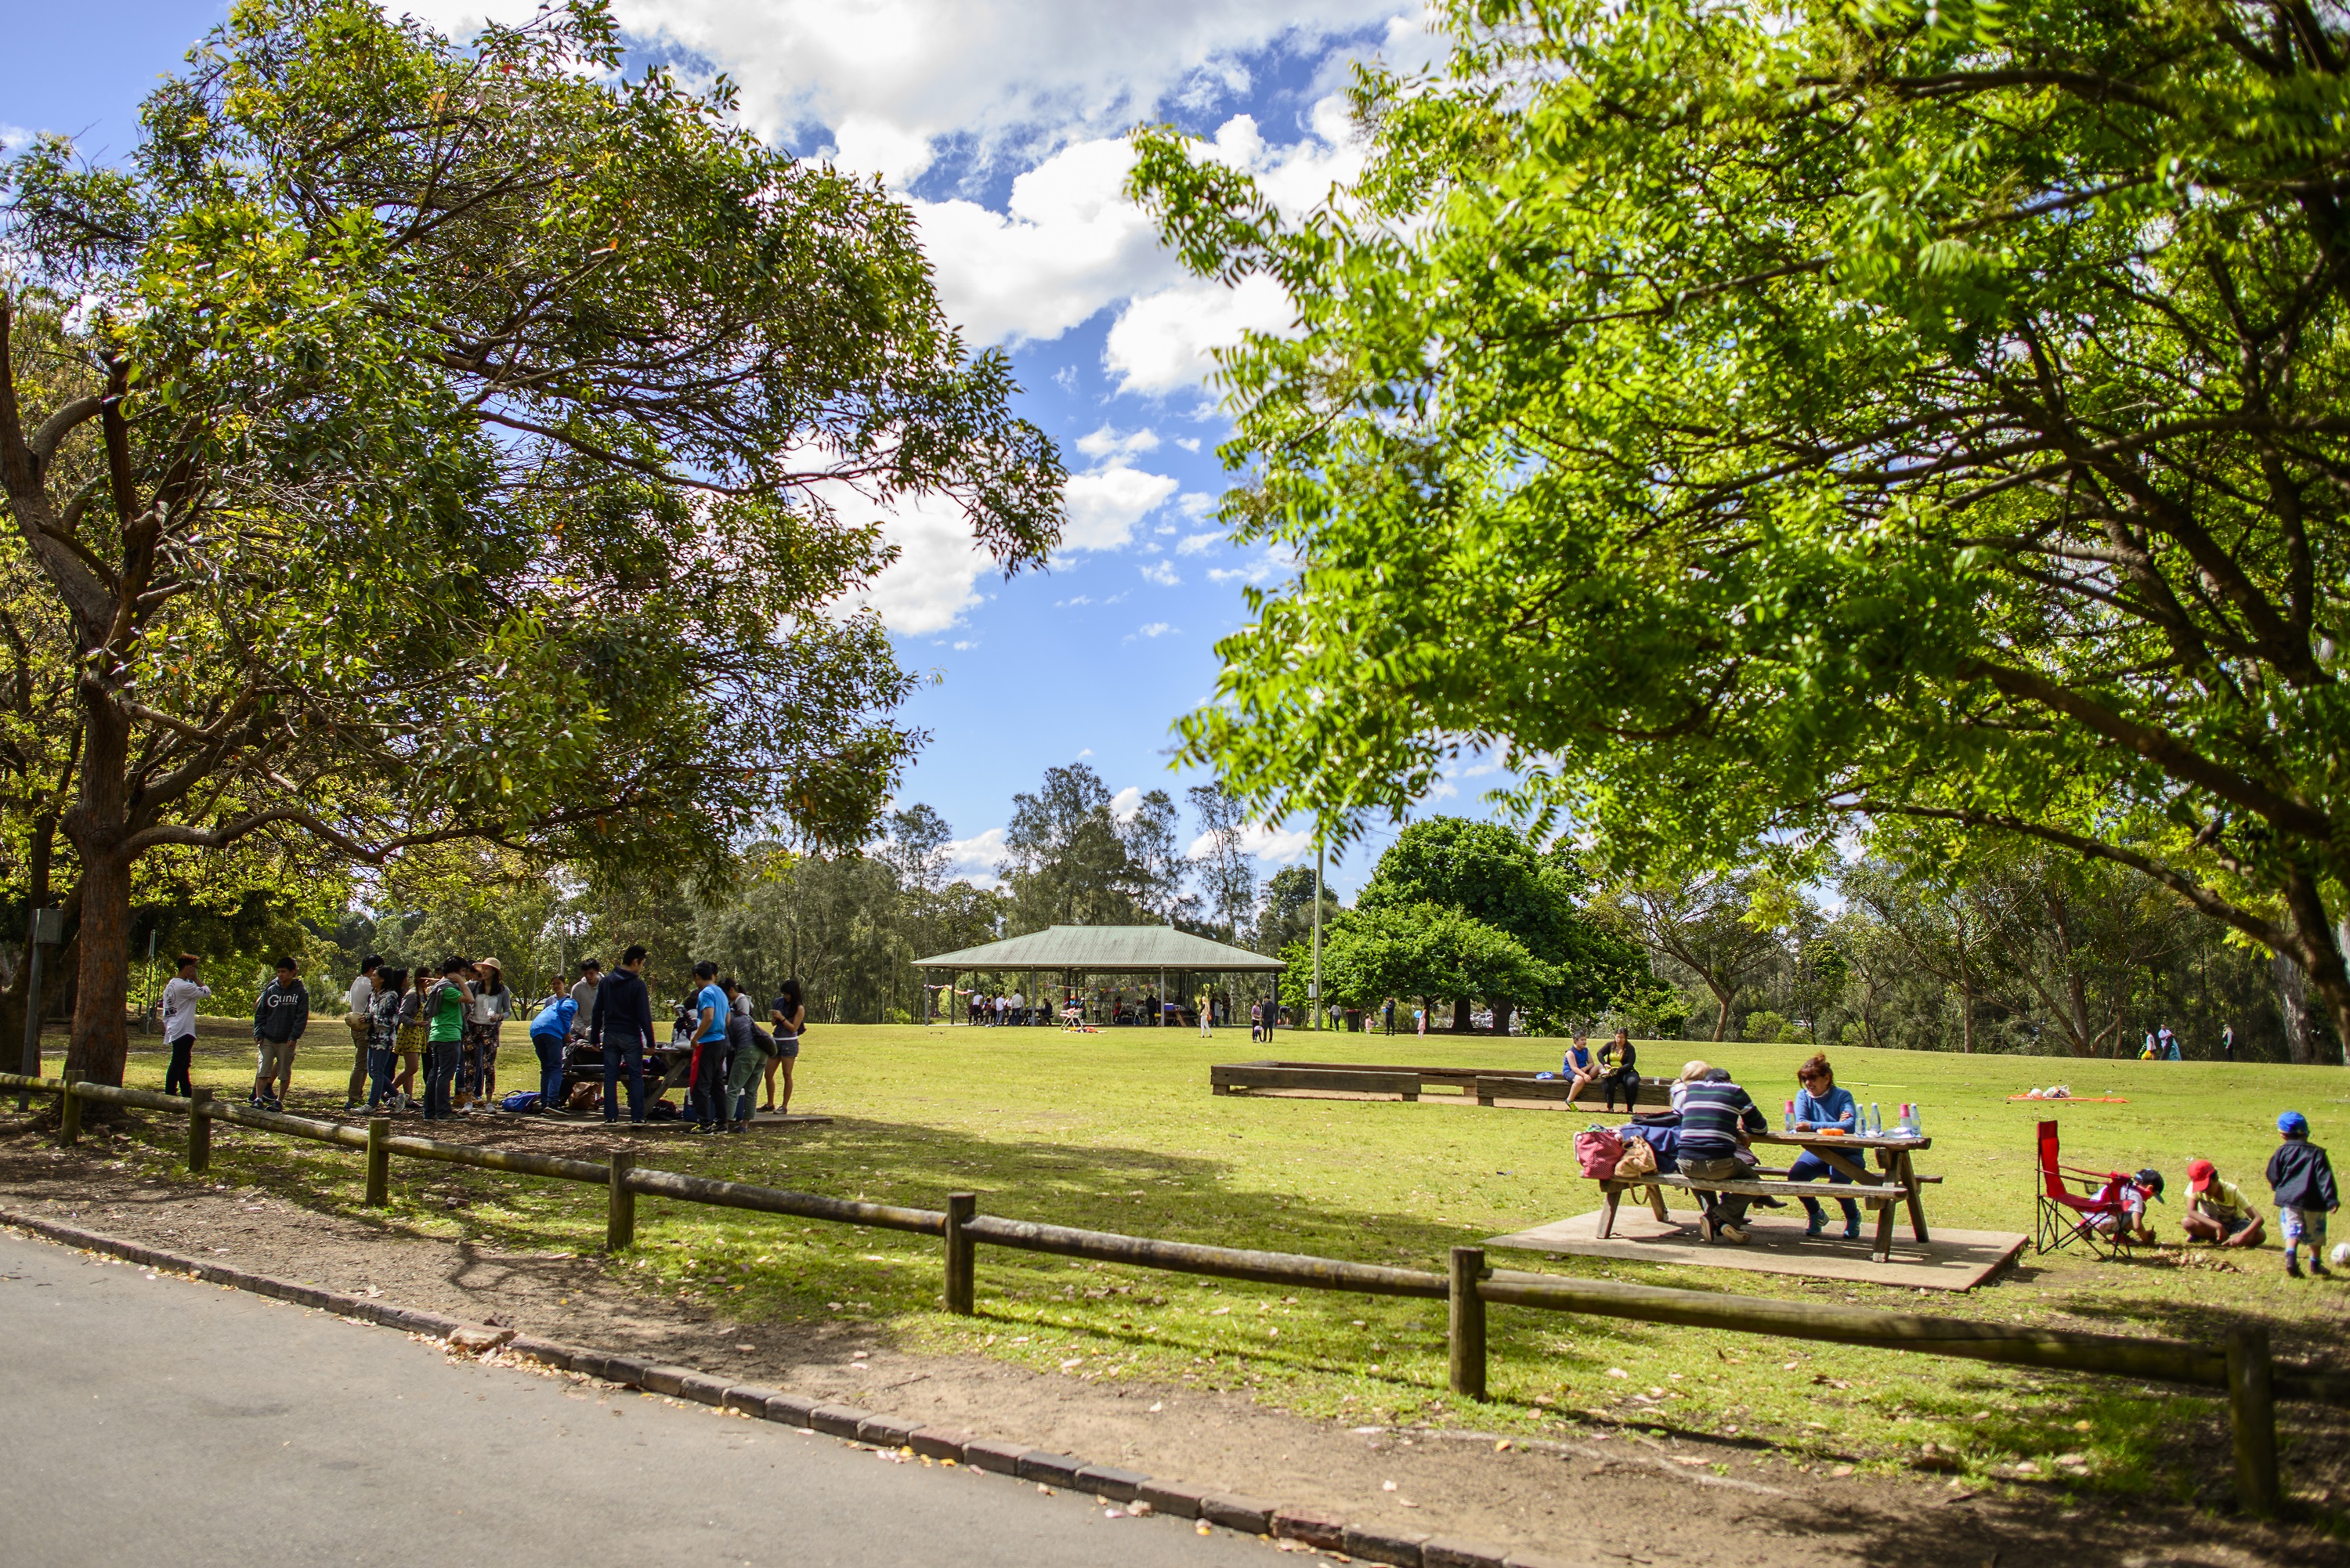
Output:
[{"xmin": 5, "ymin": 0, "xmax": 1468, "ymax": 898}]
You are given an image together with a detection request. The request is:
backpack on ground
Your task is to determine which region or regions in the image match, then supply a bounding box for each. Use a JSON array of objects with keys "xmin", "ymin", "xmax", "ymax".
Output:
[
  {"xmin": 501, "ymin": 1090, "xmax": 540, "ymax": 1113},
  {"xmin": 1574, "ymin": 1125, "xmax": 1624, "ymax": 1179}
]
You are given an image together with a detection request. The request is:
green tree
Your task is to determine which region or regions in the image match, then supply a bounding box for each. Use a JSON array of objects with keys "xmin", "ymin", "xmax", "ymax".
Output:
[
  {"xmin": 1356, "ymin": 816, "xmax": 1649, "ymax": 1031},
  {"xmin": 2, "ymin": 0, "xmax": 1061, "ymax": 1086},
  {"xmin": 1309, "ymin": 901, "xmax": 1555, "ymax": 1021},
  {"xmin": 1134, "ymin": 0, "xmax": 2350, "ymax": 1051}
]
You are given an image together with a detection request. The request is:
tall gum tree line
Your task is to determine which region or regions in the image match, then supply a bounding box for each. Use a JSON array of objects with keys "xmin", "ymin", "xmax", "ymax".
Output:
[
  {"xmin": 1134, "ymin": 0, "xmax": 2350, "ymax": 1056},
  {"xmin": 1, "ymin": 0, "xmax": 1061, "ymax": 1087}
]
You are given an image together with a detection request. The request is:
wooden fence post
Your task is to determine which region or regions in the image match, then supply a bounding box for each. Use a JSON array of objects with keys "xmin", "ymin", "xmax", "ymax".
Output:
[
  {"xmin": 2227, "ymin": 1323, "xmax": 2280, "ymax": 1517},
  {"xmin": 607, "ymin": 1149, "xmax": 636, "ymax": 1252},
  {"xmin": 188, "ymin": 1088, "xmax": 212, "ymax": 1174},
  {"xmin": 58, "ymin": 1080, "xmax": 80, "ymax": 1147},
  {"xmin": 364, "ymin": 1117, "xmax": 389, "ymax": 1209},
  {"xmin": 1449, "ymin": 1245, "xmax": 1488, "ymax": 1401},
  {"xmin": 945, "ymin": 1192, "xmax": 977, "ymax": 1314}
]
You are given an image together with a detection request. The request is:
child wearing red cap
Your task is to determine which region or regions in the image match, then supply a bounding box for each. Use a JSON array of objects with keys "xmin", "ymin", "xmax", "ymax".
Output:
[{"xmin": 2180, "ymin": 1159, "xmax": 2265, "ymax": 1249}]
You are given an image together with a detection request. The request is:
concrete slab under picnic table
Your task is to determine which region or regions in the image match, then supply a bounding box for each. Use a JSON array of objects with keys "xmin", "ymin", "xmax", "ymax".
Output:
[{"xmin": 1485, "ymin": 1209, "xmax": 2027, "ymax": 1290}]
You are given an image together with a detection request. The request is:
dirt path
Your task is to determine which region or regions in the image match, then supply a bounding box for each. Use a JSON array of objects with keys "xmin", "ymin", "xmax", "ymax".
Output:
[{"xmin": 2, "ymin": 1113, "xmax": 2337, "ymax": 1568}]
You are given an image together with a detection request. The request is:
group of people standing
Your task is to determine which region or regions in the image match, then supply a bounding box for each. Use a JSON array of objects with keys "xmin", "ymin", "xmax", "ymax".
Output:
[
  {"xmin": 342, "ymin": 954, "xmax": 515, "ymax": 1119},
  {"xmin": 541, "ymin": 950, "xmax": 806, "ymax": 1129},
  {"xmin": 153, "ymin": 948, "xmax": 807, "ymax": 1129}
]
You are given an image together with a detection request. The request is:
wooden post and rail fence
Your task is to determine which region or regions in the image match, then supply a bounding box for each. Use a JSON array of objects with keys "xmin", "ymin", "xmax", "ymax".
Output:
[{"xmin": 5, "ymin": 1071, "xmax": 2322, "ymax": 1517}]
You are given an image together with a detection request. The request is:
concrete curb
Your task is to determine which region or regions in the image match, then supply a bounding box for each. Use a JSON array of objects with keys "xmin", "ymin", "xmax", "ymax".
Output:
[{"xmin": 0, "ymin": 1208, "xmax": 1541, "ymax": 1568}]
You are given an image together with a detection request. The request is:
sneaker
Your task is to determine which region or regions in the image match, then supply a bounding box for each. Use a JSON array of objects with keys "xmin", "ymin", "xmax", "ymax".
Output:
[
  {"xmin": 1842, "ymin": 1223, "xmax": 1862, "ymax": 1241},
  {"xmin": 1804, "ymin": 1223, "xmax": 1824, "ymax": 1240},
  {"xmin": 2288, "ymin": 1255, "xmax": 2305, "ymax": 1278},
  {"xmin": 2315, "ymin": 1261, "xmax": 2334, "ymax": 1278},
  {"xmin": 1718, "ymin": 1223, "xmax": 1752, "ymax": 1245},
  {"xmin": 1696, "ymin": 1212, "xmax": 1716, "ymax": 1242},
  {"xmin": 342, "ymin": 1102, "xmax": 362, "ymax": 1114}
]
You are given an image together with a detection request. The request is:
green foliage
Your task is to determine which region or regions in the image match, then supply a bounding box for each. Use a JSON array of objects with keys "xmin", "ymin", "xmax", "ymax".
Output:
[
  {"xmin": 2, "ymin": 0, "xmax": 1062, "ymax": 1078},
  {"xmin": 1130, "ymin": 0, "xmax": 2350, "ymax": 1046},
  {"xmin": 1356, "ymin": 816, "xmax": 1654, "ymax": 1027},
  {"xmin": 1311, "ymin": 901, "xmax": 1556, "ymax": 1013}
]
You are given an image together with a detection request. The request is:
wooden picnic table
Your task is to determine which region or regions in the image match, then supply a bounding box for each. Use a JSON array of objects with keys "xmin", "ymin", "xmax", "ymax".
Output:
[{"xmin": 1749, "ymin": 1129, "xmax": 1934, "ymax": 1246}]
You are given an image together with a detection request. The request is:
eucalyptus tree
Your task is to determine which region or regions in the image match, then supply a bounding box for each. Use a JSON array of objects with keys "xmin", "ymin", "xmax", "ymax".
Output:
[
  {"xmin": 2, "ymin": 0, "xmax": 1061, "ymax": 1084},
  {"xmin": 1134, "ymin": 0, "xmax": 2350, "ymax": 1050}
]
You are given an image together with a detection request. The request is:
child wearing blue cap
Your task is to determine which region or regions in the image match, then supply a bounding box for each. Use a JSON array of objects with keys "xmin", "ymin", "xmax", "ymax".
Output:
[{"xmin": 2266, "ymin": 1111, "xmax": 2340, "ymax": 1277}]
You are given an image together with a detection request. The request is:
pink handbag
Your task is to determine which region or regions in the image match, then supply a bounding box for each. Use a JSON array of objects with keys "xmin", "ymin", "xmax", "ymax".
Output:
[{"xmin": 1575, "ymin": 1125, "xmax": 1624, "ymax": 1179}]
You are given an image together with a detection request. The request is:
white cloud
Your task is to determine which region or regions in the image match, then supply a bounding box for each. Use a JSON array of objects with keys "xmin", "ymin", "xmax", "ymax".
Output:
[
  {"xmin": 911, "ymin": 138, "xmax": 1178, "ymax": 346},
  {"xmin": 1054, "ymin": 594, "xmax": 1094, "ymax": 608},
  {"xmin": 1063, "ymin": 464, "xmax": 1180, "ymax": 551},
  {"xmin": 951, "ymin": 639, "xmax": 980, "ymax": 651},
  {"xmin": 1206, "ymin": 544, "xmax": 1292, "ymax": 586},
  {"xmin": 1187, "ymin": 822, "xmax": 1314, "ymax": 863},
  {"xmin": 1078, "ymin": 747, "xmax": 1095, "ymax": 758},
  {"xmin": 827, "ymin": 488, "xmax": 994, "ymax": 635},
  {"xmin": 1076, "ymin": 425, "xmax": 1162, "ymax": 463},
  {"xmin": 1110, "ymin": 786, "xmax": 1144, "ymax": 818},
  {"xmin": 1123, "ymin": 620, "xmax": 1178, "ymax": 642},
  {"xmin": 946, "ymin": 825, "xmax": 1007, "ymax": 890},
  {"xmin": 1176, "ymin": 531, "xmax": 1222, "ymax": 556},
  {"xmin": 1104, "ymin": 271, "xmax": 1294, "ymax": 396},
  {"xmin": 1175, "ymin": 436, "xmax": 1202, "ymax": 453},
  {"xmin": 1423, "ymin": 779, "xmax": 1459, "ymax": 803},
  {"xmin": 410, "ymin": 0, "xmax": 1408, "ymax": 179},
  {"xmin": 1138, "ymin": 559, "xmax": 1182, "ymax": 587}
]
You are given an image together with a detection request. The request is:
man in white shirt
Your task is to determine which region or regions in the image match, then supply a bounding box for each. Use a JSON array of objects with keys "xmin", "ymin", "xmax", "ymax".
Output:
[
  {"xmin": 1007, "ymin": 989, "xmax": 1025, "ymax": 1026},
  {"xmin": 569, "ymin": 959, "xmax": 602, "ymax": 1039},
  {"xmin": 343, "ymin": 956, "xmax": 381, "ymax": 1113},
  {"xmin": 161, "ymin": 954, "xmax": 212, "ymax": 1097}
]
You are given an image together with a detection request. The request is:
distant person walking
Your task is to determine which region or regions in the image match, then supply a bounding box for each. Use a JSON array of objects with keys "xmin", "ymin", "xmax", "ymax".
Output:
[
  {"xmin": 160, "ymin": 954, "xmax": 211, "ymax": 1099},
  {"xmin": 591, "ymin": 945, "xmax": 654, "ymax": 1124},
  {"xmin": 2158, "ymin": 1024, "xmax": 2180, "ymax": 1060},
  {"xmin": 1197, "ymin": 990, "xmax": 1213, "ymax": 1038},
  {"xmin": 2223, "ymin": 1023, "xmax": 2236, "ymax": 1062},
  {"xmin": 342, "ymin": 955, "xmax": 381, "ymax": 1113},
  {"xmin": 251, "ymin": 957, "xmax": 310, "ymax": 1111}
]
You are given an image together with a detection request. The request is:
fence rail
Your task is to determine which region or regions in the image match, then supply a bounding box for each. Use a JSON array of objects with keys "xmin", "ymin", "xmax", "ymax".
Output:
[{"xmin": 3, "ymin": 1070, "xmax": 2319, "ymax": 1516}]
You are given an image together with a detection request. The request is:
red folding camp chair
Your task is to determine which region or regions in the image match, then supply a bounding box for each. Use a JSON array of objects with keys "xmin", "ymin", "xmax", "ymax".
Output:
[{"xmin": 2034, "ymin": 1119, "xmax": 2153, "ymax": 1259}]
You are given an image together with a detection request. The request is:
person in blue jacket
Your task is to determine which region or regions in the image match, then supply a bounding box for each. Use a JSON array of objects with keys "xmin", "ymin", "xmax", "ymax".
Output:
[
  {"xmin": 529, "ymin": 992, "xmax": 577, "ymax": 1114},
  {"xmin": 1788, "ymin": 1053, "xmax": 1861, "ymax": 1239}
]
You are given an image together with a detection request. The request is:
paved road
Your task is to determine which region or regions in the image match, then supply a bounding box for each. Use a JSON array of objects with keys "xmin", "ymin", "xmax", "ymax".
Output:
[{"xmin": 0, "ymin": 1231, "xmax": 1268, "ymax": 1568}]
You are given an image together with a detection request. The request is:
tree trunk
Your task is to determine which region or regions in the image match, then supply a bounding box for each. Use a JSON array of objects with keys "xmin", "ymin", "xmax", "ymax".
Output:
[
  {"xmin": 1491, "ymin": 1000, "xmax": 1513, "ymax": 1036},
  {"xmin": 61, "ymin": 691, "xmax": 132, "ymax": 1088},
  {"xmin": 1958, "ymin": 977, "xmax": 1976, "ymax": 1054},
  {"xmin": 1450, "ymin": 995, "xmax": 1473, "ymax": 1033},
  {"xmin": 2277, "ymin": 949, "xmax": 2320, "ymax": 1065},
  {"xmin": 1707, "ymin": 977, "xmax": 1734, "ymax": 1042}
]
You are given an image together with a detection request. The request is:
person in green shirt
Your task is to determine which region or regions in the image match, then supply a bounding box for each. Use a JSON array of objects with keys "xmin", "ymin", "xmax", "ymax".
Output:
[
  {"xmin": 2182, "ymin": 1158, "xmax": 2265, "ymax": 1248},
  {"xmin": 421, "ymin": 958, "xmax": 471, "ymax": 1122}
]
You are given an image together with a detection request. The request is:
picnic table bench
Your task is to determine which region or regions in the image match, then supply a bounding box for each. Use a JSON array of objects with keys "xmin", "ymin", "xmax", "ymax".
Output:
[
  {"xmin": 1595, "ymin": 1131, "xmax": 1936, "ymax": 1265},
  {"xmin": 1596, "ymin": 1171, "xmax": 1916, "ymax": 1262}
]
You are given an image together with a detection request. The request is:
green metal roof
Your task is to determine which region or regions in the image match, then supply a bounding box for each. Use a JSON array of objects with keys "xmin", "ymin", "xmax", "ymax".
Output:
[{"xmin": 913, "ymin": 924, "xmax": 1285, "ymax": 972}]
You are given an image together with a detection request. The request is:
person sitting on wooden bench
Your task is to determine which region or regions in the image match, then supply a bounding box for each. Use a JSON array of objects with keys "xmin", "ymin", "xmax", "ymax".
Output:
[
  {"xmin": 1788, "ymin": 1053, "xmax": 1864, "ymax": 1241},
  {"xmin": 1679, "ymin": 1066, "xmax": 1770, "ymax": 1245},
  {"xmin": 1597, "ymin": 1028, "xmax": 1640, "ymax": 1112}
]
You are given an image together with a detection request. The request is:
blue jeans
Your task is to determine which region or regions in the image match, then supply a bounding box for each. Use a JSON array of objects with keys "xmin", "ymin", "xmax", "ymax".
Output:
[
  {"xmin": 1788, "ymin": 1151, "xmax": 1860, "ymax": 1228},
  {"xmin": 532, "ymin": 1032, "xmax": 566, "ymax": 1109},
  {"xmin": 366, "ymin": 1047, "xmax": 396, "ymax": 1109},
  {"xmin": 423, "ymin": 1039, "xmax": 459, "ymax": 1119},
  {"xmin": 602, "ymin": 1037, "xmax": 646, "ymax": 1122}
]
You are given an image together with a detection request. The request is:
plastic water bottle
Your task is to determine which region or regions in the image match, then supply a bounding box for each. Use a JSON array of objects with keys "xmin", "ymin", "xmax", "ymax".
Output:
[
  {"xmin": 1910, "ymin": 1101, "xmax": 1924, "ymax": 1136},
  {"xmin": 1784, "ymin": 1099, "xmax": 1795, "ymax": 1131},
  {"xmin": 1868, "ymin": 1102, "xmax": 1882, "ymax": 1136}
]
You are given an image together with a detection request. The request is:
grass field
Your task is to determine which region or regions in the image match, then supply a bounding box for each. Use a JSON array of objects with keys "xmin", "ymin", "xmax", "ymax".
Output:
[{"xmin": 66, "ymin": 1022, "xmax": 2350, "ymax": 1510}]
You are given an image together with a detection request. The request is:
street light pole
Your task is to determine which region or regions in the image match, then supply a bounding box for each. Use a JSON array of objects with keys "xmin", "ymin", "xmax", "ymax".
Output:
[{"xmin": 1311, "ymin": 836, "xmax": 1324, "ymax": 1033}]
